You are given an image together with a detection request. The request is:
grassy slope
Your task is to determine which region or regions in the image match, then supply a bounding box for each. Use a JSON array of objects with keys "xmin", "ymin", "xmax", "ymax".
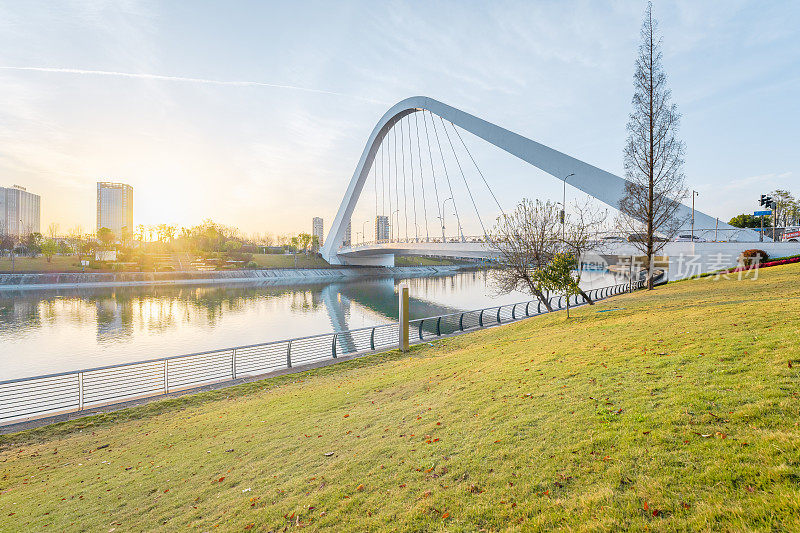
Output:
[
  {"xmin": 394, "ymin": 256, "xmax": 459, "ymax": 267},
  {"xmin": 0, "ymin": 253, "xmax": 331, "ymax": 273},
  {"xmin": 1, "ymin": 265, "xmax": 799, "ymax": 531},
  {"xmin": 0, "ymin": 255, "xmax": 82, "ymax": 272},
  {"xmin": 248, "ymin": 254, "xmax": 330, "ymax": 269}
]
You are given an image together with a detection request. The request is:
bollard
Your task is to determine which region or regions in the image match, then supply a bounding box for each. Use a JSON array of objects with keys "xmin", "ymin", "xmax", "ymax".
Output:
[{"xmin": 398, "ymin": 285, "xmax": 410, "ymax": 352}]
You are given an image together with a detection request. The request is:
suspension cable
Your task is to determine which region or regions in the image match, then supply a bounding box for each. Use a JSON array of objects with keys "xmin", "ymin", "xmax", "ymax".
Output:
[
  {"xmin": 387, "ymin": 127, "xmax": 393, "ymax": 241},
  {"xmin": 440, "ymin": 116, "xmax": 487, "ymax": 240},
  {"xmin": 400, "ymin": 118, "xmax": 409, "ymax": 240},
  {"xmin": 406, "ymin": 115, "xmax": 419, "ymax": 241},
  {"xmin": 429, "ymin": 111, "xmax": 463, "ymax": 242},
  {"xmin": 422, "ymin": 111, "xmax": 443, "ymax": 242},
  {"xmin": 393, "ymin": 123, "xmax": 400, "ymax": 241},
  {"xmin": 381, "ymin": 134, "xmax": 385, "ymax": 217},
  {"xmin": 414, "ymin": 112, "xmax": 430, "ymax": 242},
  {"xmin": 452, "ymin": 124, "xmax": 505, "ymax": 217}
]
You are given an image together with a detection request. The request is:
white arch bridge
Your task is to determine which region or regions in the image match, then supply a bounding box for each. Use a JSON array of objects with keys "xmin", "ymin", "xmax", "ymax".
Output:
[{"xmin": 321, "ymin": 96, "xmax": 756, "ymax": 266}]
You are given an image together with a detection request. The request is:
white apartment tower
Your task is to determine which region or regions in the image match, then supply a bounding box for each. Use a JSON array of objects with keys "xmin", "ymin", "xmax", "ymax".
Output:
[
  {"xmin": 312, "ymin": 217, "xmax": 324, "ymax": 246},
  {"xmin": 375, "ymin": 215, "xmax": 389, "ymax": 242},
  {"xmin": 0, "ymin": 185, "xmax": 40, "ymax": 236},
  {"xmin": 96, "ymin": 182, "xmax": 133, "ymax": 238}
]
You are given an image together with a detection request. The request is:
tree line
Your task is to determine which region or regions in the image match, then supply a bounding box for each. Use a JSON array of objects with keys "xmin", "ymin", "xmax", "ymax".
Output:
[{"xmin": 728, "ymin": 189, "xmax": 798, "ymax": 228}]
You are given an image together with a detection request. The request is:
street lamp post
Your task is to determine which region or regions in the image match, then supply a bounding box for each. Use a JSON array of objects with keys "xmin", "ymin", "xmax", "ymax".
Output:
[
  {"xmin": 439, "ymin": 197, "xmax": 453, "ymax": 242},
  {"xmin": 561, "ymin": 173, "xmax": 575, "ymax": 245},
  {"xmin": 362, "ymin": 220, "xmax": 369, "ymax": 245},
  {"xmin": 691, "ymin": 190, "xmax": 699, "ymax": 242},
  {"xmin": 391, "ymin": 209, "xmax": 400, "ymax": 242},
  {"xmin": 561, "ymin": 173, "xmax": 574, "ymax": 318}
]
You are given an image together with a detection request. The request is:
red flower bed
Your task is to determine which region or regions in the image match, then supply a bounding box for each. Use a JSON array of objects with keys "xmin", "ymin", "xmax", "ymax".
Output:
[{"xmin": 728, "ymin": 255, "xmax": 800, "ymax": 273}]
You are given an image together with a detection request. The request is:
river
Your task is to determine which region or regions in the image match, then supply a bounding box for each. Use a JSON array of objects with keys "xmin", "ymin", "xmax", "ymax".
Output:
[{"xmin": 0, "ymin": 269, "xmax": 626, "ymax": 380}]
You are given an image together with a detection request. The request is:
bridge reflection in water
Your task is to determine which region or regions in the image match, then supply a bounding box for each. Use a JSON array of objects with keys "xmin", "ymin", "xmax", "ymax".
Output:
[
  {"xmin": 0, "ymin": 269, "xmax": 626, "ymax": 380},
  {"xmin": 0, "ymin": 270, "xmax": 525, "ymax": 380}
]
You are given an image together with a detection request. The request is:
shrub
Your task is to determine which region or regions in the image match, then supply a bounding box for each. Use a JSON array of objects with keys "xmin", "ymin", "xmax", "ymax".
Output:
[
  {"xmin": 246, "ymin": 261, "xmax": 259, "ymax": 269},
  {"xmin": 739, "ymin": 249, "xmax": 768, "ymax": 267}
]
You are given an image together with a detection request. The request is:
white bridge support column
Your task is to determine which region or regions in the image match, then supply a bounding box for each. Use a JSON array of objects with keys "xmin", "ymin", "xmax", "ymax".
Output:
[{"xmin": 321, "ymin": 96, "xmax": 757, "ymax": 265}]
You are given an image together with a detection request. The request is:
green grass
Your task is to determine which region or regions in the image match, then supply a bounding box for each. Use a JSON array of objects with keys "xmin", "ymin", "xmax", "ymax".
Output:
[
  {"xmin": 0, "ymin": 255, "xmax": 84, "ymax": 272},
  {"xmin": 0, "ymin": 253, "xmax": 332, "ymax": 273},
  {"xmin": 394, "ymin": 256, "xmax": 461, "ymax": 267},
  {"xmin": 250, "ymin": 253, "xmax": 331, "ymax": 269},
  {"xmin": 1, "ymin": 265, "xmax": 799, "ymax": 531}
]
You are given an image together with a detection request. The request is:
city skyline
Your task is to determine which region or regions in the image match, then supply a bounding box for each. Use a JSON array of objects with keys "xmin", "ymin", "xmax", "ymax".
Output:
[
  {"xmin": 96, "ymin": 181, "xmax": 133, "ymax": 237},
  {"xmin": 0, "ymin": 184, "xmax": 40, "ymax": 236},
  {"xmin": 0, "ymin": 1, "xmax": 797, "ymax": 236}
]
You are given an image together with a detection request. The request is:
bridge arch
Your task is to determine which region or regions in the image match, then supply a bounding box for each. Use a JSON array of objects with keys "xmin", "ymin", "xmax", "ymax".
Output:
[{"xmin": 321, "ymin": 96, "xmax": 748, "ymax": 264}]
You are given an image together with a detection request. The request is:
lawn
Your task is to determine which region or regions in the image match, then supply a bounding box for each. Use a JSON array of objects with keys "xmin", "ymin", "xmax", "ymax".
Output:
[
  {"xmin": 0, "ymin": 253, "xmax": 332, "ymax": 273},
  {"xmin": 250, "ymin": 253, "xmax": 331, "ymax": 269},
  {"xmin": 0, "ymin": 255, "xmax": 84, "ymax": 272},
  {"xmin": 1, "ymin": 264, "xmax": 798, "ymax": 531},
  {"xmin": 394, "ymin": 256, "xmax": 461, "ymax": 267}
]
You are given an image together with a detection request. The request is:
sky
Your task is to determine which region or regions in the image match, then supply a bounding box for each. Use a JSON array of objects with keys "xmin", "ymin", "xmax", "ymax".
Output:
[{"xmin": 0, "ymin": 0, "xmax": 797, "ymax": 238}]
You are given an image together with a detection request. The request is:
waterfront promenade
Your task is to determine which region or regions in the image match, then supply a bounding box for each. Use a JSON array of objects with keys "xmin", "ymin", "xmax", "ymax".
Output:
[{"xmin": 1, "ymin": 263, "xmax": 797, "ymax": 530}]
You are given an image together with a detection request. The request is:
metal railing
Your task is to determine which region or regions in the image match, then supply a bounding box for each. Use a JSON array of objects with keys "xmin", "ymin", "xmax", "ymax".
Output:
[
  {"xmin": 0, "ymin": 280, "xmax": 644, "ymax": 425},
  {"xmin": 342, "ymin": 228, "xmax": 771, "ymax": 249}
]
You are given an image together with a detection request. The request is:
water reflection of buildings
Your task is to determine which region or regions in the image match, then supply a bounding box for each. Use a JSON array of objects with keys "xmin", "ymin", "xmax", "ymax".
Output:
[
  {"xmin": 0, "ymin": 271, "xmax": 492, "ymax": 348},
  {"xmin": 95, "ymin": 298, "xmax": 134, "ymax": 342}
]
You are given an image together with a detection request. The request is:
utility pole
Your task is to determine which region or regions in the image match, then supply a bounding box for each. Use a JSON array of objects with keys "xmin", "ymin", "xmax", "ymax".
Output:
[
  {"xmin": 758, "ymin": 194, "xmax": 774, "ymax": 243},
  {"xmin": 690, "ymin": 191, "xmax": 699, "ymax": 241},
  {"xmin": 562, "ymin": 173, "xmax": 574, "ymax": 317},
  {"xmin": 561, "ymin": 173, "xmax": 574, "ymax": 245}
]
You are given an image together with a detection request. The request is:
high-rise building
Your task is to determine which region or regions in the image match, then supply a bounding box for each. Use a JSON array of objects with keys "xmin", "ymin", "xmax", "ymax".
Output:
[
  {"xmin": 312, "ymin": 217, "xmax": 324, "ymax": 246},
  {"xmin": 343, "ymin": 219, "xmax": 351, "ymax": 247},
  {"xmin": 375, "ymin": 215, "xmax": 390, "ymax": 242},
  {"xmin": 0, "ymin": 185, "xmax": 40, "ymax": 236},
  {"xmin": 96, "ymin": 182, "xmax": 133, "ymax": 239}
]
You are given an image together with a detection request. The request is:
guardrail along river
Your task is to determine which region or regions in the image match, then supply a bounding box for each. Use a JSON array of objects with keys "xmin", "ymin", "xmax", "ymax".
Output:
[{"xmin": 0, "ymin": 269, "xmax": 626, "ymax": 381}]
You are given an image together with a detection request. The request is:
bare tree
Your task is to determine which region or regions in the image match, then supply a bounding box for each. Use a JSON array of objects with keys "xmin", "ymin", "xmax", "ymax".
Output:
[
  {"xmin": 47, "ymin": 222, "xmax": 60, "ymax": 239},
  {"xmin": 490, "ymin": 199, "xmax": 607, "ymax": 312},
  {"xmin": 490, "ymin": 199, "xmax": 558, "ymax": 311},
  {"xmin": 769, "ymin": 189, "xmax": 796, "ymax": 227},
  {"xmin": 619, "ymin": 2, "xmax": 688, "ymax": 289}
]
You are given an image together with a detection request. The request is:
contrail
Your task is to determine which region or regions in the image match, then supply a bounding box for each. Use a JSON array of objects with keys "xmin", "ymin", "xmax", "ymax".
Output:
[{"xmin": 0, "ymin": 66, "xmax": 387, "ymax": 104}]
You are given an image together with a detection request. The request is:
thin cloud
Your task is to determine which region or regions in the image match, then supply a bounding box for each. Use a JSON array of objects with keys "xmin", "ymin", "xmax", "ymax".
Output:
[{"xmin": 0, "ymin": 66, "xmax": 388, "ymax": 105}]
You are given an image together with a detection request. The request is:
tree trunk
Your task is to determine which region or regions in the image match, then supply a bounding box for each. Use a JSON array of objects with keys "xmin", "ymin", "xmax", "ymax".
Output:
[
  {"xmin": 529, "ymin": 284, "xmax": 553, "ymax": 312},
  {"xmin": 646, "ymin": 8, "xmax": 655, "ymax": 291},
  {"xmin": 578, "ymin": 288, "xmax": 594, "ymax": 305}
]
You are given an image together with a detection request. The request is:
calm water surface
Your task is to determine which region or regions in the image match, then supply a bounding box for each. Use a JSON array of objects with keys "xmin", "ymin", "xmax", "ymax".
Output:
[{"xmin": 0, "ymin": 270, "xmax": 625, "ymax": 380}]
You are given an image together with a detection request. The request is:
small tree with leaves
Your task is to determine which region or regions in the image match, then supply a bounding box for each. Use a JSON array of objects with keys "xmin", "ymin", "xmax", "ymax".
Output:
[
  {"xmin": 533, "ymin": 252, "xmax": 580, "ymax": 318},
  {"xmin": 97, "ymin": 227, "xmax": 115, "ymax": 250},
  {"xmin": 618, "ymin": 2, "xmax": 688, "ymax": 289}
]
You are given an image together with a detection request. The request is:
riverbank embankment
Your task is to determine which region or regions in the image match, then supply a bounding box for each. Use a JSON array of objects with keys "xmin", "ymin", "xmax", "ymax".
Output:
[{"xmin": 0, "ymin": 265, "xmax": 470, "ymax": 291}]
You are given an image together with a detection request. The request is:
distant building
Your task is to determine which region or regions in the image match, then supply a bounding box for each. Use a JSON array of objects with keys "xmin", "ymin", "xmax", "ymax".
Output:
[
  {"xmin": 0, "ymin": 185, "xmax": 40, "ymax": 236},
  {"xmin": 96, "ymin": 182, "xmax": 133, "ymax": 239},
  {"xmin": 375, "ymin": 215, "xmax": 389, "ymax": 242},
  {"xmin": 312, "ymin": 217, "xmax": 324, "ymax": 246},
  {"xmin": 343, "ymin": 219, "xmax": 352, "ymax": 247}
]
